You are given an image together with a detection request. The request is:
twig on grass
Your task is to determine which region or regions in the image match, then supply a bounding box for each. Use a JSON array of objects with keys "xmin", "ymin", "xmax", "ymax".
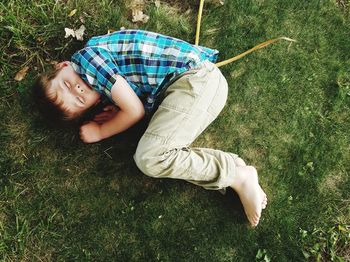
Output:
[{"xmin": 104, "ymin": 146, "xmax": 113, "ymax": 159}]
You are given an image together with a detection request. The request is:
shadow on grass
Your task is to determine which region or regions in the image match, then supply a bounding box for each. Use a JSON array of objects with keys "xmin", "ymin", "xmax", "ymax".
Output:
[{"xmin": 220, "ymin": 187, "xmax": 247, "ymax": 225}]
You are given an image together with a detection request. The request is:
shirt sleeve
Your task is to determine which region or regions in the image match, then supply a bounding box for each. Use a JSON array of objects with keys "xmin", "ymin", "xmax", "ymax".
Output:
[
  {"xmin": 71, "ymin": 46, "xmax": 119, "ymax": 103},
  {"xmin": 197, "ymin": 45, "xmax": 219, "ymax": 63}
]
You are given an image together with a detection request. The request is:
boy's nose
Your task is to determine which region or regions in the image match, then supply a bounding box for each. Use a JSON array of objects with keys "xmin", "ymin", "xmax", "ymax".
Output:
[{"xmin": 76, "ymin": 84, "xmax": 84, "ymax": 93}]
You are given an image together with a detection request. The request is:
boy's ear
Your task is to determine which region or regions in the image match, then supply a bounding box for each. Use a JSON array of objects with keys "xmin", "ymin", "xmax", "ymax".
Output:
[{"xmin": 55, "ymin": 61, "xmax": 70, "ymax": 69}]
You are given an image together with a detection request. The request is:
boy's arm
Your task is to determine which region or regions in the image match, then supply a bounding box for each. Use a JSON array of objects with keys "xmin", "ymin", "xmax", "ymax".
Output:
[{"xmin": 80, "ymin": 75, "xmax": 145, "ymax": 143}]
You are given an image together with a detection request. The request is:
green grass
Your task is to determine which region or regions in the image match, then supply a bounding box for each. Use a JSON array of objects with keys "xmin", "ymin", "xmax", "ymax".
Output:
[{"xmin": 1, "ymin": 0, "xmax": 350, "ymax": 261}]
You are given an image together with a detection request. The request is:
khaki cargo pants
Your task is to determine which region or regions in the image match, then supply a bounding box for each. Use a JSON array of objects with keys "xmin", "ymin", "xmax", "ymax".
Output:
[{"xmin": 134, "ymin": 61, "xmax": 238, "ymax": 190}]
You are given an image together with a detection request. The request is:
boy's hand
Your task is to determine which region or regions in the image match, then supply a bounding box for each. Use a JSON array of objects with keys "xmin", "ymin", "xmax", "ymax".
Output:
[
  {"xmin": 80, "ymin": 122, "xmax": 102, "ymax": 143},
  {"xmin": 93, "ymin": 105, "xmax": 119, "ymax": 124}
]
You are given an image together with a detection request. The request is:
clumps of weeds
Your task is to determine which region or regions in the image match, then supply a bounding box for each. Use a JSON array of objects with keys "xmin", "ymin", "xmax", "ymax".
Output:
[{"xmin": 300, "ymin": 223, "xmax": 350, "ymax": 261}]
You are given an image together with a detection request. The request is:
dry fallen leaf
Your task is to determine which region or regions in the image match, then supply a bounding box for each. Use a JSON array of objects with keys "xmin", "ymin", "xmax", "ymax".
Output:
[
  {"xmin": 129, "ymin": 0, "xmax": 149, "ymax": 24},
  {"xmin": 64, "ymin": 28, "xmax": 75, "ymax": 38},
  {"xmin": 132, "ymin": 10, "xmax": 149, "ymax": 23},
  {"xmin": 107, "ymin": 28, "xmax": 116, "ymax": 34},
  {"xmin": 64, "ymin": 25, "xmax": 86, "ymax": 41},
  {"xmin": 68, "ymin": 9, "xmax": 77, "ymax": 17},
  {"xmin": 79, "ymin": 15, "xmax": 85, "ymax": 23},
  {"xmin": 36, "ymin": 36, "xmax": 44, "ymax": 43},
  {"xmin": 74, "ymin": 25, "xmax": 86, "ymax": 41},
  {"xmin": 14, "ymin": 66, "xmax": 29, "ymax": 81}
]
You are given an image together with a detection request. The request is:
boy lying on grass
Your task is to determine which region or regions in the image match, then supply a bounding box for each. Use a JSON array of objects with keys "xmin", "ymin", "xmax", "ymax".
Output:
[{"xmin": 33, "ymin": 29, "xmax": 267, "ymax": 226}]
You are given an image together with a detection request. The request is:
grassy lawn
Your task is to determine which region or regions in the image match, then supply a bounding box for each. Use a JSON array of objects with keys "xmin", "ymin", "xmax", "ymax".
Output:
[{"xmin": 1, "ymin": 0, "xmax": 350, "ymax": 261}]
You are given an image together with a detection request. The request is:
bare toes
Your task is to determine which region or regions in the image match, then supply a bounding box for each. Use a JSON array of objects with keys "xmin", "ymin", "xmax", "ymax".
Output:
[
  {"xmin": 262, "ymin": 197, "xmax": 267, "ymax": 209},
  {"xmin": 250, "ymin": 216, "xmax": 260, "ymax": 227}
]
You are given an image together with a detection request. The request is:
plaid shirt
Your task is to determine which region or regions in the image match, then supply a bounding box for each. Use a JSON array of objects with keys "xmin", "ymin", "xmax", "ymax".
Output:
[{"xmin": 71, "ymin": 30, "xmax": 219, "ymax": 112}]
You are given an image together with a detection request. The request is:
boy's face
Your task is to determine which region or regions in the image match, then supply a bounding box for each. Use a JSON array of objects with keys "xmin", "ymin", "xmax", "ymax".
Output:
[{"xmin": 50, "ymin": 61, "xmax": 100, "ymax": 118}]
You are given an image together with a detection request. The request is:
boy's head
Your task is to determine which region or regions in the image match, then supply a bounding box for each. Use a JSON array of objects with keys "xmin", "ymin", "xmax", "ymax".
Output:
[{"xmin": 33, "ymin": 61, "xmax": 100, "ymax": 126}]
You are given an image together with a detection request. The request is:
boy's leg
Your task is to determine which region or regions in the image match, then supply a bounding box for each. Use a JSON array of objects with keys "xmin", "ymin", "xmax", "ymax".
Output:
[
  {"xmin": 134, "ymin": 61, "xmax": 267, "ymax": 226},
  {"xmin": 134, "ymin": 61, "xmax": 236, "ymax": 189}
]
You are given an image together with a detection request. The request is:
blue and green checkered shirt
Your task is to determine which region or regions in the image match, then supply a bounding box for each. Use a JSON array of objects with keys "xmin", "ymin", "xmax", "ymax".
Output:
[{"xmin": 71, "ymin": 29, "xmax": 219, "ymax": 112}]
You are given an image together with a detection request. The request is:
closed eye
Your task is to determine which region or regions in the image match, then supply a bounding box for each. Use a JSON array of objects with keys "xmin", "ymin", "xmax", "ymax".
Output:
[{"xmin": 64, "ymin": 81, "xmax": 71, "ymax": 90}]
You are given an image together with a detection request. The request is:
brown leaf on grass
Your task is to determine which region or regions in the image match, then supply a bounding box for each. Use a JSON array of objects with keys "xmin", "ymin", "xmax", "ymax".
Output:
[
  {"xmin": 129, "ymin": 0, "xmax": 149, "ymax": 24},
  {"xmin": 79, "ymin": 15, "xmax": 85, "ymax": 23},
  {"xmin": 14, "ymin": 66, "xmax": 29, "ymax": 81},
  {"xmin": 36, "ymin": 36, "xmax": 44, "ymax": 43},
  {"xmin": 78, "ymin": 11, "xmax": 91, "ymax": 24},
  {"xmin": 132, "ymin": 10, "xmax": 149, "ymax": 23}
]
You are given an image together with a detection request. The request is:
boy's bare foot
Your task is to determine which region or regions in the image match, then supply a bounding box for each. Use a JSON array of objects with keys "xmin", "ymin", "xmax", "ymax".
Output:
[
  {"xmin": 234, "ymin": 157, "xmax": 268, "ymax": 209},
  {"xmin": 231, "ymin": 165, "xmax": 267, "ymax": 227}
]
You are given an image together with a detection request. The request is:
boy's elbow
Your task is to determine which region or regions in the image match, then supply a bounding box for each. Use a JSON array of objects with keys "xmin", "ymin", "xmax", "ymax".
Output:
[
  {"xmin": 138, "ymin": 105, "xmax": 145, "ymax": 120},
  {"xmin": 133, "ymin": 104, "xmax": 145, "ymax": 122}
]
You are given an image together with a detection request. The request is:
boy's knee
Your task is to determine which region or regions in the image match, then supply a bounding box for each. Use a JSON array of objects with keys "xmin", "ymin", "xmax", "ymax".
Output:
[
  {"xmin": 206, "ymin": 70, "xmax": 228, "ymax": 118},
  {"xmin": 246, "ymin": 166, "xmax": 258, "ymax": 177},
  {"xmin": 134, "ymin": 143, "xmax": 164, "ymax": 178},
  {"xmin": 134, "ymin": 146, "xmax": 149, "ymax": 175}
]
